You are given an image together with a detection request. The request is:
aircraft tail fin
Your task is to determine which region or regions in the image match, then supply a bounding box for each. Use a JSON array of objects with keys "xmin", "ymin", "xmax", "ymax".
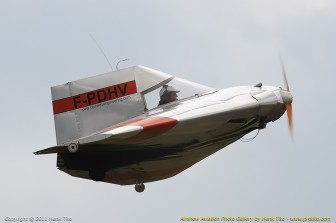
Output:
[{"xmin": 51, "ymin": 66, "xmax": 172, "ymax": 145}]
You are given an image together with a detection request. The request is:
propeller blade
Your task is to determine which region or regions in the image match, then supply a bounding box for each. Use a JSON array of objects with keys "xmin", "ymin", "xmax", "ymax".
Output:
[
  {"xmin": 285, "ymin": 102, "xmax": 293, "ymax": 140},
  {"xmin": 280, "ymin": 57, "xmax": 294, "ymax": 140},
  {"xmin": 281, "ymin": 58, "xmax": 290, "ymax": 91}
]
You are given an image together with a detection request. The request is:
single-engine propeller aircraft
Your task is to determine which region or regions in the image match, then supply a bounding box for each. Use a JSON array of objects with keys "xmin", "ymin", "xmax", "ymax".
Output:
[{"xmin": 34, "ymin": 65, "xmax": 293, "ymax": 192}]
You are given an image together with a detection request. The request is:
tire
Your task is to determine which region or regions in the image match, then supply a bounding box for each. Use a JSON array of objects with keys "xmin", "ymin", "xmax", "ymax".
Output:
[{"xmin": 135, "ymin": 183, "xmax": 145, "ymax": 193}]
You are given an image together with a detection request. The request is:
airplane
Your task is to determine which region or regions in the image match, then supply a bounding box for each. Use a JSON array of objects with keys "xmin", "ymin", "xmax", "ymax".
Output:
[{"xmin": 34, "ymin": 65, "xmax": 293, "ymax": 193}]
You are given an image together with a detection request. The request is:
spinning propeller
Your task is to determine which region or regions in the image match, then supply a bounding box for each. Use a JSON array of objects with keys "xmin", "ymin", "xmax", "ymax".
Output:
[{"xmin": 281, "ymin": 59, "xmax": 294, "ymax": 140}]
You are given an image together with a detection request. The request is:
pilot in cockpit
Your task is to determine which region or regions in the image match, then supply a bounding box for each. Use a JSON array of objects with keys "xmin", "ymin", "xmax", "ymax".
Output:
[{"xmin": 158, "ymin": 85, "xmax": 180, "ymax": 106}]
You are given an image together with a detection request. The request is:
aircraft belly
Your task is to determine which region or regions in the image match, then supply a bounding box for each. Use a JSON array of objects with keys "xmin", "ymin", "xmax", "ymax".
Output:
[{"xmin": 60, "ymin": 137, "xmax": 239, "ymax": 185}]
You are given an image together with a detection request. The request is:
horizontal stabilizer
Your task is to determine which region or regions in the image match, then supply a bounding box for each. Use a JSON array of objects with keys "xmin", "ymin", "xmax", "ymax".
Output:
[
  {"xmin": 33, "ymin": 143, "xmax": 156, "ymax": 155},
  {"xmin": 34, "ymin": 146, "xmax": 67, "ymax": 155}
]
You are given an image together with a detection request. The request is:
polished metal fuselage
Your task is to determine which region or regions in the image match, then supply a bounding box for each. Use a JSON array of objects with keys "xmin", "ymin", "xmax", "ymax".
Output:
[{"xmin": 57, "ymin": 85, "xmax": 292, "ymax": 185}]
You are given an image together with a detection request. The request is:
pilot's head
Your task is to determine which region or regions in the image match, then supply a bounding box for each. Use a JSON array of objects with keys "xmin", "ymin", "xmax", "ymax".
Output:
[{"xmin": 159, "ymin": 85, "xmax": 180, "ymax": 105}]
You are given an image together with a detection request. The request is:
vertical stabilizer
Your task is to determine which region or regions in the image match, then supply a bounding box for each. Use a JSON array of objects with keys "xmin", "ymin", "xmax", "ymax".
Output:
[{"xmin": 51, "ymin": 66, "xmax": 172, "ymax": 145}]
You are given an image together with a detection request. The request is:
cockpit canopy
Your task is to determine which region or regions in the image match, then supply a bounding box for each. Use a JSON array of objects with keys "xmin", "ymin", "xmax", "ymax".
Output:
[{"xmin": 144, "ymin": 76, "xmax": 216, "ymax": 109}]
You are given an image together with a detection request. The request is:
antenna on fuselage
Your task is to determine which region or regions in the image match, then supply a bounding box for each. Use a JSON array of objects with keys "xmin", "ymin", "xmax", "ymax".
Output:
[
  {"xmin": 89, "ymin": 34, "xmax": 114, "ymax": 72},
  {"xmin": 116, "ymin": 59, "xmax": 129, "ymax": 70}
]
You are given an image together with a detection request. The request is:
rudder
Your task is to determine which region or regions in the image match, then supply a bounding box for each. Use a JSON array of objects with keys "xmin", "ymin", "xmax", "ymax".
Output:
[{"xmin": 51, "ymin": 66, "xmax": 172, "ymax": 145}]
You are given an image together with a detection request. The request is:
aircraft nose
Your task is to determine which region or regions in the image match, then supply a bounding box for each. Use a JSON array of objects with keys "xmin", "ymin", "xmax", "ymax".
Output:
[{"xmin": 280, "ymin": 90, "xmax": 293, "ymax": 104}]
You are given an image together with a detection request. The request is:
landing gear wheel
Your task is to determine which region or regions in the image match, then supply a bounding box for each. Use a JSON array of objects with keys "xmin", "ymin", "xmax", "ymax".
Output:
[
  {"xmin": 89, "ymin": 169, "xmax": 106, "ymax": 181},
  {"xmin": 68, "ymin": 143, "xmax": 78, "ymax": 153},
  {"xmin": 135, "ymin": 183, "xmax": 145, "ymax": 193}
]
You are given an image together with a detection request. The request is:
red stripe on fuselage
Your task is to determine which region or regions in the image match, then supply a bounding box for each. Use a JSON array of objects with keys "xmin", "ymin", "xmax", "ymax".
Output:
[
  {"xmin": 131, "ymin": 117, "xmax": 178, "ymax": 141},
  {"xmin": 52, "ymin": 80, "xmax": 137, "ymax": 114}
]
